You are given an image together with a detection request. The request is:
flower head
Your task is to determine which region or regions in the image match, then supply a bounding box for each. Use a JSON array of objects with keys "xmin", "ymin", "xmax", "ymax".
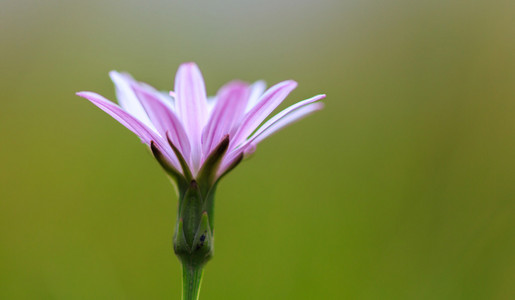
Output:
[
  {"xmin": 77, "ymin": 62, "xmax": 325, "ymax": 294},
  {"xmin": 77, "ymin": 62, "xmax": 325, "ymax": 185}
]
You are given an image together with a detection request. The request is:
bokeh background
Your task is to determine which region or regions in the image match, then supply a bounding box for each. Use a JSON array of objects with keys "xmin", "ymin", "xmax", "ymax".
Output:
[{"xmin": 1, "ymin": 0, "xmax": 514, "ymax": 299}]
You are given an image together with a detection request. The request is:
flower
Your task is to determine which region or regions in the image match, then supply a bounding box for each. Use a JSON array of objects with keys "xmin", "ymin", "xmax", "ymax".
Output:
[
  {"xmin": 77, "ymin": 62, "xmax": 325, "ymax": 298},
  {"xmin": 77, "ymin": 62, "xmax": 325, "ymax": 183}
]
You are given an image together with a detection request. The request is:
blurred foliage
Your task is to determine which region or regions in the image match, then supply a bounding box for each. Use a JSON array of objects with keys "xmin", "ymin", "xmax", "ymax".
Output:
[{"xmin": 1, "ymin": 0, "xmax": 514, "ymax": 299}]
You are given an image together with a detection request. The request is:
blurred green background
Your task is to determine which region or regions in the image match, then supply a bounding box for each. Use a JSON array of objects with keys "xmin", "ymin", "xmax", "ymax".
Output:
[{"xmin": 1, "ymin": 0, "xmax": 514, "ymax": 299}]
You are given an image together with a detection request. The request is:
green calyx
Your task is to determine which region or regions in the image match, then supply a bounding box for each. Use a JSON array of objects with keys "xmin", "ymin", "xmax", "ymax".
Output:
[
  {"xmin": 171, "ymin": 136, "xmax": 231, "ymax": 267},
  {"xmin": 174, "ymin": 180, "xmax": 215, "ymax": 267}
]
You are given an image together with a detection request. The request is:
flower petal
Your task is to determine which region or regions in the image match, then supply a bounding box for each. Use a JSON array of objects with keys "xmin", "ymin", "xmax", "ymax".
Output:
[
  {"xmin": 174, "ymin": 62, "xmax": 209, "ymax": 173},
  {"xmin": 245, "ymin": 94, "xmax": 325, "ymax": 146},
  {"xmin": 76, "ymin": 91, "xmax": 182, "ymax": 173},
  {"xmin": 131, "ymin": 85, "xmax": 192, "ymax": 167},
  {"xmin": 206, "ymin": 96, "xmax": 217, "ymax": 115},
  {"xmin": 245, "ymin": 80, "xmax": 266, "ymax": 113},
  {"xmin": 219, "ymin": 94, "xmax": 325, "ymax": 175},
  {"xmin": 254, "ymin": 101, "xmax": 325, "ymax": 145},
  {"xmin": 109, "ymin": 71, "xmax": 155, "ymax": 131},
  {"xmin": 202, "ymin": 81, "xmax": 250, "ymax": 159},
  {"xmin": 140, "ymin": 81, "xmax": 176, "ymax": 112},
  {"xmin": 230, "ymin": 80, "xmax": 298, "ymax": 150}
]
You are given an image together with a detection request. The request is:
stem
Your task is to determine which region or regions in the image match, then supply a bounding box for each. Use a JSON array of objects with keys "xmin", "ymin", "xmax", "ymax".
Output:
[
  {"xmin": 182, "ymin": 262, "xmax": 204, "ymax": 300},
  {"xmin": 174, "ymin": 181, "xmax": 215, "ymax": 300}
]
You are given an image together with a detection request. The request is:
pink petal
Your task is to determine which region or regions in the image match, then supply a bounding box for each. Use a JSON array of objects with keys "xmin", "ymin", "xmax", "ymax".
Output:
[
  {"xmin": 109, "ymin": 71, "xmax": 155, "ymax": 130},
  {"xmin": 202, "ymin": 81, "xmax": 250, "ymax": 158},
  {"xmin": 245, "ymin": 94, "xmax": 325, "ymax": 146},
  {"xmin": 255, "ymin": 102, "xmax": 324, "ymax": 144},
  {"xmin": 219, "ymin": 94, "xmax": 325, "ymax": 175},
  {"xmin": 110, "ymin": 72, "xmax": 189, "ymax": 162},
  {"xmin": 139, "ymin": 81, "xmax": 176, "ymax": 112},
  {"xmin": 130, "ymin": 85, "xmax": 192, "ymax": 167},
  {"xmin": 76, "ymin": 91, "xmax": 182, "ymax": 173},
  {"xmin": 230, "ymin": 80, "xmax": 298, "ymax": 150},
  {"xmin": 174, "ymin": 63, "xmax": 209, "ymax": 173},
  {"xmin": 245, "ymin": 80, "xmax": 266, "ymax": 113}
]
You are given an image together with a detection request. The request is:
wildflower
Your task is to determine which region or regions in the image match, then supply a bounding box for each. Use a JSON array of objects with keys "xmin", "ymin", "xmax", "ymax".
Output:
[{"xmin": 77, "ymin": 62, "xmax": 324, "ymax": 299}]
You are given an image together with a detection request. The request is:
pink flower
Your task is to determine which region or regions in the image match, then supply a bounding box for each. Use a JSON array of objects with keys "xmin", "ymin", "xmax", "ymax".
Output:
[{"xmin": 77, "ymin": 62, "xmax": 325, "ymax": 181}]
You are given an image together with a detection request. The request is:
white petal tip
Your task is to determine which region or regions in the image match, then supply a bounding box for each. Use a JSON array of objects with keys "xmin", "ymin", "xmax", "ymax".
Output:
[
  {"xmin": 313, "ymin": 94, "xmax": 327, "ymax": 102},
  {"xmin": 108, "ymin": 70, "xmax": 122, "ymax": 81},
  {"xmin": 179, "ymin": 62, "xmax": 200, "ymax": 69},
  {"xmin": 313, "ymin": 102, "xmax": 325, "ymax": 110},
  {"xmin": 76, "ymin": 91, "xmax": 94, "ymax": 98},
  {"xmin": 286, "ymin": 80, "xmax": 298, "ymax": 88}
]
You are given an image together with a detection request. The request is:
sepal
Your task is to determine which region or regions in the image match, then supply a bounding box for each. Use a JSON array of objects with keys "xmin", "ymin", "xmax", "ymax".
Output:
[
  {"xmin": 166, "ymin": 132, "xmax": 193, "ymax": 182},
  {"xmin": 150, "ymin": 141, "xmax": 184, "ymax": 185},
  {"xmin": 173, "ymin": 218, "xmax": 190, "ymax": 254},
  {"xmin": 180, "ymin": 181, "xmax": 203, "ymax": 243},
  {"xmin": 174, "ymin": 181, "xmax": 214, "ymax": 267},
  {"xmin": 197, "ymin": 135, "xmax": 229, "ymax": 189},
  {"xmin": 191, "ymin": 212, "xmax": 213, "ymax": 262}
]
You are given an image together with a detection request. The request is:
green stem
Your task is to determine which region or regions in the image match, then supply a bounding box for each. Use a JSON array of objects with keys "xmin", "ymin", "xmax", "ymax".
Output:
[{"xmin": 182, "ymin": 263, "xmax": 204, "ymax": 300}]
